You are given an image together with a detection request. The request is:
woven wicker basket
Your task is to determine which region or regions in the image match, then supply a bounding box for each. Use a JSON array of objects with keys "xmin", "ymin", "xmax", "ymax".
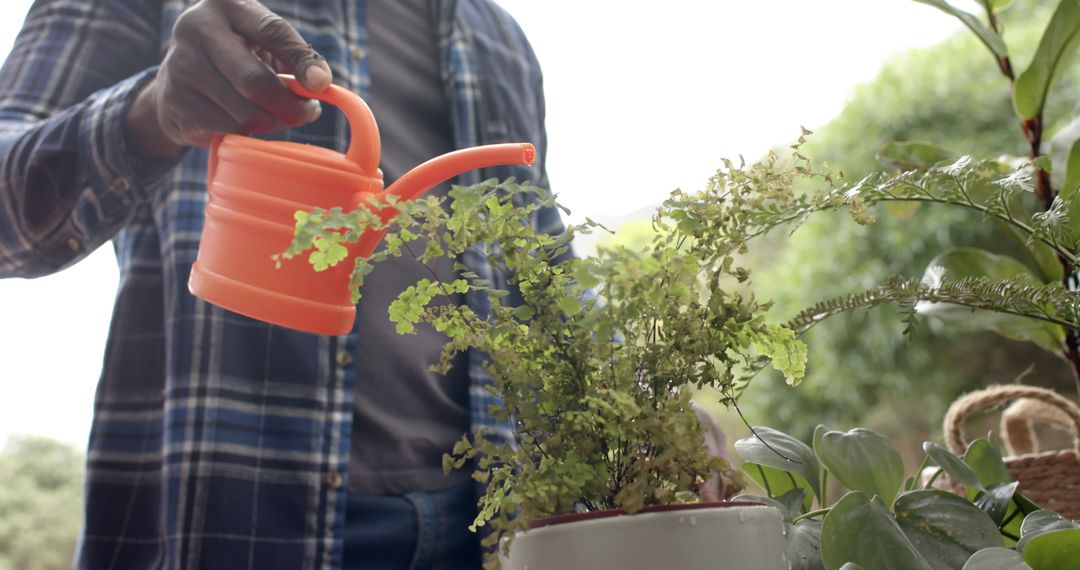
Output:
[{"xmin": 944, "ymin": 385, "xmax": 1080, "ymax": 519}]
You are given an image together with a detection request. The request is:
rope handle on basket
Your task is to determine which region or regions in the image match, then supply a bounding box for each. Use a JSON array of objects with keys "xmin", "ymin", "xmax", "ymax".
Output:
[
  {"xmin": 943, "ymin": 385, "xmax": 1080, "ymax": 456},
  {"xmin": 1002, "ymin": 397, "xmax": 1079, "ymax": 455}
]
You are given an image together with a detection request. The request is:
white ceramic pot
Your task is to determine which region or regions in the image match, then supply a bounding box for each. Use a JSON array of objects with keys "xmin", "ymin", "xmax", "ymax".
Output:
[{"xmin": 501, "ymin": 503, "xmax": 789, "ymax": 570}]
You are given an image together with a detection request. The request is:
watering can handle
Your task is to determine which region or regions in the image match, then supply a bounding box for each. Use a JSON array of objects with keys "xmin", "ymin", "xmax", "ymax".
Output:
[{"xmin": 277, "ymin": 74, "xmax": 381, "ymax": 175}]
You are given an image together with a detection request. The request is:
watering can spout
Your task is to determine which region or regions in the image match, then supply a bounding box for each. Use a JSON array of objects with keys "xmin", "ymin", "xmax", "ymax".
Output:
[{"xmin": 383, "ymin": 143, "xmax": 536, "ymax": 203}]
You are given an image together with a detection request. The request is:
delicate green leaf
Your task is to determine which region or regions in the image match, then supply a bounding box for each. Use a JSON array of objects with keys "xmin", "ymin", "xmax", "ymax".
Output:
[
  {"xmin": 1022, "ymin": 528, "xmax": 1080, "ymax": 569},
  {"xmin": 913, "ymin": 0, "xmax": 1007, "ymax": 58},
  {"xmin": 919, "ymin": 247, "xmax": 1065, "ymax": 353},
  {"xmin": 512, "ymin": 305, "xmax": 534, "ymax": 321},
  {"xmin": 821, "ymin": 492, "xmax": 930, "ymax": 570},
  {"xmin": 1013, "ymin": 0, "xmax": 1080, "ymax": 119},
  {"xmin": 817, "ymin": 428, "xmax": 906, "ymax": 507},
  {"xmin": 923, "ymin": 442, "xmax": 983, "ymax": 490},
  {"xmin": 962, "ymin": 547, "xmax": 1032, "ymax": 569},
  {"xmin": 557, "ymin": 296, "xmax": 581, "ymax": 316},
  {"xmin": 893, "ymin": 490, "xmax": 1001, "ymax": 569},
  {"xmin": 755, "ymin": 325, "xmax": 807, "ymax": 385},
  {"xmin": 877, "ymin": 141, "xmax": 960, "ymax": 171},
  {"xmin": 735, "ymin": 427, "xmax": 822, "ymax": 502},
  {"xmin": 789, "ymin": 519, "xmax": 825, "ymax": 570}
]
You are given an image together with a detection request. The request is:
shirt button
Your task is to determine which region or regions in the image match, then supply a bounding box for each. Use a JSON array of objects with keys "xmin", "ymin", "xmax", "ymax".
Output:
[
  {"xmin": 336, "ymin": 351, "xmax": 354, "ymax": 366},
  {"xmin": 325, "ymin": 472, "xmax": 344, "ymax": 489},
  {"xmin": 350, "ymin": 45, "xmax": 366, "ymax": 61},
  {"xmin": 66, "ymin": 238, "xmax": 80, "ymax": 251}
]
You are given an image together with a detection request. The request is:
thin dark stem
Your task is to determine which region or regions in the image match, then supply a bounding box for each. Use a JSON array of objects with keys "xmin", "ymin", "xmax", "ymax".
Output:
[{"xmin": 725, "ymin": 394, "xmax": 801, "ymax": 464}]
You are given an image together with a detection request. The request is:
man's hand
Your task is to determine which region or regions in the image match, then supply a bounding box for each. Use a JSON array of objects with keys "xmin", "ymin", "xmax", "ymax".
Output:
[{"xmin": 125, "ymin": 0, "xmax": 333, "ymax": 158}]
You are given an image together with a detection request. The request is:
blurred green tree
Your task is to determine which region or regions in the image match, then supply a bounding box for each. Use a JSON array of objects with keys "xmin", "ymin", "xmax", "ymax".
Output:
[
  {"xmin": 0, "ymin": 436, "xmax": 84, "ymax": 570},
  {"xmin": 740, "ymin": 0, "xmax": 1078, "ymax": 446}
]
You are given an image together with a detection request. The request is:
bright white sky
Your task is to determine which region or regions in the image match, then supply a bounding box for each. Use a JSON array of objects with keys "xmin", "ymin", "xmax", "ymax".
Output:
[{"xmin": 0, "ymin": 1, "xmax": 966, "ymax": 447}]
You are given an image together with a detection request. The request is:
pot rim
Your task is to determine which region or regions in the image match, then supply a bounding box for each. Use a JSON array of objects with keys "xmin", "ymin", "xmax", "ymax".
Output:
[{"xmin": 527, "ymin": 501, "xmax": 767, "ymax": 530}]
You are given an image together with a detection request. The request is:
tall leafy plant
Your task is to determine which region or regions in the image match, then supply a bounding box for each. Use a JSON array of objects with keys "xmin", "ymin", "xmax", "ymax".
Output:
[{"xmin": 280, "ymin": 180, "xmax": 805, "ymax": 566}]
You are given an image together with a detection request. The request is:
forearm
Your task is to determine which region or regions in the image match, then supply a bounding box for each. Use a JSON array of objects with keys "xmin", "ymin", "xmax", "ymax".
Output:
[
  {"xmin": 0, "ymin": 69, "xmax": 181, "ymax": 278},
  {"xmin": 0, "ymin": 0, "xmax": 172, "ymax": 278}
]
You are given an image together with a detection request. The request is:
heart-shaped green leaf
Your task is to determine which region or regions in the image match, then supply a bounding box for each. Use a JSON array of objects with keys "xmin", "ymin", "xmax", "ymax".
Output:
[
  {"xmin": 1014, "ymin": 0, "xmax": 1080, "ymax": 119},
  {"xmin": 733, "ymin": 489, "xmax": 808, "ymax": 521},
  {"xmin": 821, "ymin": 492, "xmax": 930, "ymax": 570},
  {"xmin": 918, "ymin": 248, "xmax": 1065, "ymax": 353},
  {"xmin": 1022, "ymin": 528, "xmax": 1080, "ymax": 569},
  {"xmin": 964, "ymin": 438, "xmax": 1012, "ymax": 488},
  {"xmin": 975, "ymin": 482, "xmax": 1020, "ymax": 525},
  {"xmin": 923, "ymin": 442, "xmax": 983, "ymax": 490},
  {"xmin": 817, "ymin": 429, "xmax": 905, "ymax": 507},
  {"xmin": 789, "ymin": 519, "xmax": 825, "ymax": 570},
  {"xmin": 735, "ymin": 427, "xmax": 821, "ymax": 501},
  {"xmin": 1017, "ymin": 510, "xmax": 1080, "ymax": 552},
  {"xmin": 893, "ymin": 490, "xmax": 1001, "ymax": 569},
  {"xmin": 742, "ymin": 463, "xmax": 815, "ymax": 512},
  {"xmin": 914, "ymin": 0, "xmax": 1007, "ymax": 58},
  {"xmin": 962, "ymin": 547, "xmax": 1032, "ymax": 569}
]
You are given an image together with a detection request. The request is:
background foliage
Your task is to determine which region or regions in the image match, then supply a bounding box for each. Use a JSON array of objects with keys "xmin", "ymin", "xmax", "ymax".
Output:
[
  {"xmin": 734, "ymin": 0, "xmax": 1080, "ymax": 448},
  {"xmin": 0, "ymin": 437, "xmax": 83, "ymax": 570}
]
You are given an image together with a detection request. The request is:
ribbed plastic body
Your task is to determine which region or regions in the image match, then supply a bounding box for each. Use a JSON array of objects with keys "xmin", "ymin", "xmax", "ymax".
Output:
[
  {"xmin": 188, "ymin": 75, "xmax": 536, "ymax": 335},
  {"xmin": 189, "ymin": 135, "xmax": 384, "ymax": 335}
]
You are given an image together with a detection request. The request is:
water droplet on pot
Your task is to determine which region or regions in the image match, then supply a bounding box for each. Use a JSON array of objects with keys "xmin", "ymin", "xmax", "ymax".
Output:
[
  {"xmin": 678, "ymin": 516, "xmax": 685, "ymax": 524},
  {"xmin": 738, "ymin": 511, "xmax": 746, "ymax": 523}
]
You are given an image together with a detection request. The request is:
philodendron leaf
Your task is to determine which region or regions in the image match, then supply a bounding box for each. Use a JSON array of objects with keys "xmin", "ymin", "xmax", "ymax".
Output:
[
  {"xmin": 962, "ymin": 547, "xmax": 1032, "ymax": 569},
  {"xmin": 964, "ymin": 438, "xmax": 1012, "ymax": 488},
  {"xmin": 742, "ymin": 463, "xmax": 815, "ymax": 512},
  {"xmin": 821, "ymin": 492, "xmax": 930, "ymax": 570},
  {"xmin": 893, "ymin": 490, "xmax": 1001, "ymax": 570},
  {"xmin": 1017, "ymin": 510, "xmax": 1080, "ymax": 553},
  {"xmin": 735, "ymin": 427, "xmax": 822, "ymax": 501},
  {"xmin": 975, "ymin": 482, "xmax": 1020, "ymax": 525},
  {"xmin": 1014, "ymin": 0, "xmax": 1080, "ymax": 119},
  {"xmin": 918, "ymin": 247, "xmax": 1065, "ymax": 354},
  {"xmin": 913, "ymin": 0, "xmax": 1007, "ymax": 58},
  {"xmin": 877, "ymin": 141, "xmax": 960, "ymax": 171},
  {"xmin": 923, "ymin": 442, "xmax": 983, "ymax": 490},
  {"xmin": 733, "ymin": 490, "xmax": 808, "ymax": 521},
  {"xmin": 788, "ymin": 519, "xmax": 825, "ymax": 570},
  {"xmin": 1021, "ymin": 528, "xmax": 1080, "ymax": 569},
  {"xmin": 817, "ymin": 428, "xmax": 905, "ymax": 507}
]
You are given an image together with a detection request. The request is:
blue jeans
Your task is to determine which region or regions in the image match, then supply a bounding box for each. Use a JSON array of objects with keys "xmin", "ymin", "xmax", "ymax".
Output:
[{"xmin": 342, "ymin": 481, "xmax": 483, "ymax": 569}]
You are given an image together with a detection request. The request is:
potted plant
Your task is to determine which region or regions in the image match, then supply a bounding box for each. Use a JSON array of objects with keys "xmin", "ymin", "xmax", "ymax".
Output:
[
  {"xmin": 280, "ymin": 175, "xmax": 807, "ymax": 568},
  {"xmin": 733, "ymin": 423, "xmax": 1080, "ymax": 569},
  {"xmin": 278, "ymin": 3, "xmax": 1080, "ymax": 568}
]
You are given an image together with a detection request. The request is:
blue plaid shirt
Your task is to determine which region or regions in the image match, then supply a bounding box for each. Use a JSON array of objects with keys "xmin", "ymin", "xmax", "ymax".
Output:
[{"xmin": 0, "ymin": 1, "xmax": 561, "ymax": 568}]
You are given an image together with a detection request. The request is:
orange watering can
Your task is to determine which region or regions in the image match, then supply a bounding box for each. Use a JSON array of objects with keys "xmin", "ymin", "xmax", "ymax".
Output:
[{"xmin": 188, "ymin": 75, "xmax": 536, "ymax": 335}]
